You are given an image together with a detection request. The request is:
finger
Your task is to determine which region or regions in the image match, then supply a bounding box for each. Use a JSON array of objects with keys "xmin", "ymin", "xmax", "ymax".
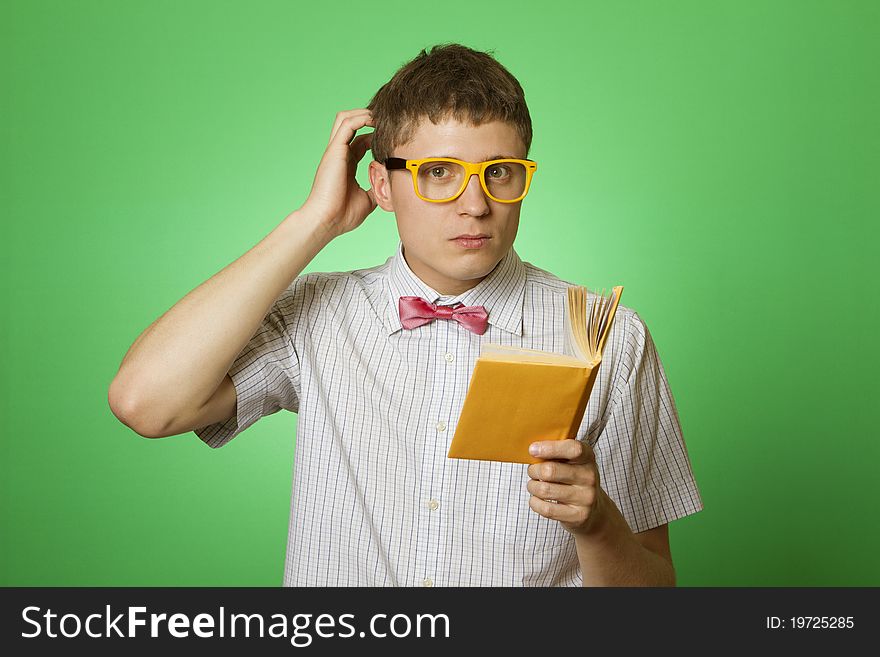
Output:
[
  {"xmin": 329, "ymin": 110, "xmax": 373, "ymax": 145},
  {"xmin": 329, "ymin": 109, "xmax": 368, "ymax": 140},
  {"xmin": 333, "ymin": 115, "xmax": 374, "ymax": 149},
  {"xmin": 529, "ymin": 496, "xmax": 590, "ymax": 524},
  {"xmin": 349, "ymin": 132, "xmax": 373, "ymax": 164},
  {"xmin": 526, "ymin": 479, "xmax": 578, "ymax": 505},
  {"xmin": 529, "ymin": 438, "xmax": 593, "ymax": 464},
  {"xmin": 329, "ymin": 113, "xmax": 371, "ymax": 146},
  {"xmin": 527, "ymin": 460, "xmax": 595, "ymax": 486}
]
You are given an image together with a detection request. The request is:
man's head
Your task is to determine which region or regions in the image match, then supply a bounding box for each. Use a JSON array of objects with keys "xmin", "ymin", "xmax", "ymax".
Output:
[{"xmin": 367, "ymin": 43, "xmax": 534, "ymax": 296}]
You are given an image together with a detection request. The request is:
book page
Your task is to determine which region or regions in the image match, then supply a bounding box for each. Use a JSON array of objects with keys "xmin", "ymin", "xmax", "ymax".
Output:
[
  {"xmin": 479, "ymin": 343, "xmax": 584, "ymax": 366},
  {"xmin": 567, "ymin": 285, "xmax": 624, "ymax": 361},
  {"xmin": 566, "ymin": 286, "xmax": 587, "ymax": 362},
  {"xmin": 596, "ymin": 286, "xmax": 623, "ymax": 355}
]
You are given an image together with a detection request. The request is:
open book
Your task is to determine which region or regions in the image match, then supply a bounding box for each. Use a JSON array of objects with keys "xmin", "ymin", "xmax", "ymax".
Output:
[{"xmin": 447, "ymin": 285, "xmax": 623, "ymax": 464}]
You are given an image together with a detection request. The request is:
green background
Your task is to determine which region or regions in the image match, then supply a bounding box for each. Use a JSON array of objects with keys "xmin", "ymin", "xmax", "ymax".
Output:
[{"xmin": 2, "ymin": 0, "xmax": 877, "ymax": 586}]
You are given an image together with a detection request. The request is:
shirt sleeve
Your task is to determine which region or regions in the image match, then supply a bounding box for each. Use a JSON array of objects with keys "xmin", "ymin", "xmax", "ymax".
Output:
[
  {"xmin": 193, "ymin": 276, "xmax": 305, "ymax": 449},
  {"xmin": 592, "ymin": 310, "xmax": 704, "ymax": 533}
]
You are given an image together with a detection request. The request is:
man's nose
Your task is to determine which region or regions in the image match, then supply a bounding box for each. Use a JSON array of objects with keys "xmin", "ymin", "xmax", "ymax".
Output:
[{"xmin": 456, "ymin": 173, "xmax": 490, "ymax": 212}]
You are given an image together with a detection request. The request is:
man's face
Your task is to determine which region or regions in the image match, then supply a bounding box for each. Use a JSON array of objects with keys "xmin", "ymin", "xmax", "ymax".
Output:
[{"xmin": 369, "ymin": 116, "xmax": 528, "ymax": 296}]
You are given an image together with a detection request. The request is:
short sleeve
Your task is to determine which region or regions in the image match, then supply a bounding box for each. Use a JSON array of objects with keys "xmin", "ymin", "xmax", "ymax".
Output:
[
  {"xmin": 193, "ymin": 276, "xmax": 305, "ymax": 449},
  {"xmin": 593, "ymin": 310, "xmax": 704, "ymax": 533}
]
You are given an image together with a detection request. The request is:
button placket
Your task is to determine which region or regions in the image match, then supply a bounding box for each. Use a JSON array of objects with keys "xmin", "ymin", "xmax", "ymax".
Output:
[{"xmin": 418, "ymin": 316, "xmax": 456, "ymax": 588}]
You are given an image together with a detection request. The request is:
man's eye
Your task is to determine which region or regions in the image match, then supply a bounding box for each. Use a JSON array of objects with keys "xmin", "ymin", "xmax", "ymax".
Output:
[
  {"xmin": 487, "ymin": 165, "xmax": 510, "ymax": 178},
  {"xmin": 430, "ymin": 167, "xmax": 449, "ymax": 178}
]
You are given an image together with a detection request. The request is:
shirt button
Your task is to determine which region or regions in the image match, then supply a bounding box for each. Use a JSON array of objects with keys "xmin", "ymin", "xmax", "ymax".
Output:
[
  {"xmin": 422, "ymin": 578, "xmax": 434, "ymax": 587},
  {"xmin": 436, "ymin": 421, "xmax": 446, "ymax": 432},
  {"xmin": 444, "ymin": 352, "xmax": 454, "ymax": 363},
  {"xmin": 426, "ymin": 499, "xmax": 440, "ymax": 511}
]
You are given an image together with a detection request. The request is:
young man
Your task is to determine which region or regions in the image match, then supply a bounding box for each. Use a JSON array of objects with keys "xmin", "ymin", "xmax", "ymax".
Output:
[{"xmin": 109, "ymin": 44, "xmax": 703, "ymax": 586}]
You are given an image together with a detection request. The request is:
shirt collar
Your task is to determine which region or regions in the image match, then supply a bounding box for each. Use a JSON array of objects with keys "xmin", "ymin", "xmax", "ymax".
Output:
[{"xmin": 384, "ymin": 239, "xmax": 526, "ymax": 337}]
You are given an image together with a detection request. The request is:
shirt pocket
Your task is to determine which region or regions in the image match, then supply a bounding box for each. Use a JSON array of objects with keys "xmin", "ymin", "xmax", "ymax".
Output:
[{"xmin": 486, "ymin": 460, "xmax": 572, "ymax": 552}]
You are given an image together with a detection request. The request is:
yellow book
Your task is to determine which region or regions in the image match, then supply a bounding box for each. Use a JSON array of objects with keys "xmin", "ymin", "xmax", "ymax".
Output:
[{"xmin": 447, "ymin": 285, "xmax": 624, "ymax": 464}]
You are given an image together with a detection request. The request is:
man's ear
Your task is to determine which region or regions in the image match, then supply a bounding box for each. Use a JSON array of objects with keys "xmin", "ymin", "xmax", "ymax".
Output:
[{"xmin": 368, "ymin": 160, "xmax": 395, "ymax": 212}]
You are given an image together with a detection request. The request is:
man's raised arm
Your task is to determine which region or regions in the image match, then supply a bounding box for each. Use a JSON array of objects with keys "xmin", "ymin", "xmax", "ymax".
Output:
[{"xmin": 108, "ymin": 109, "xmax": 377, "ymax": 438}]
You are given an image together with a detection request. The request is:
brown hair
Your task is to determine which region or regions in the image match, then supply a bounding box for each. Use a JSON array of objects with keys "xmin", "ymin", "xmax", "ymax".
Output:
[{"xmin": 366, "ymin": 43, "xmax": 533, "ymax": 165}]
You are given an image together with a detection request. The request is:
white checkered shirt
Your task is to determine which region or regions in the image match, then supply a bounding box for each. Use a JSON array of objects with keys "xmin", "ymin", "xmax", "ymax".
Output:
[{"xmin": 195, "ymin": 240, "xmax": 703, "ymax": 586}]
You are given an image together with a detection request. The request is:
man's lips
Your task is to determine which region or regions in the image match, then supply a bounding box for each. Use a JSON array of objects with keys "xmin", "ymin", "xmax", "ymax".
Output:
[{"xmin": 451, "ymin": 236, "xmax": 490, "ymax": 249}]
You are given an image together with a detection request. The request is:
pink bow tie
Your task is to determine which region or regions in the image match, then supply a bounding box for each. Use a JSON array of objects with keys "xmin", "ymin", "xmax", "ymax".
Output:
[{"xmin": 398, "ymin": 296, "xmax": 489, "ymax": 335}]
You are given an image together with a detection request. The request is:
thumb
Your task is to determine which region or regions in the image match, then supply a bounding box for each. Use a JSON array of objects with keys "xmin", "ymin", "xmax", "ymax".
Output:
[{"xmin": 349, "ymin": 132, "xmax": 373, "ymax": 164}]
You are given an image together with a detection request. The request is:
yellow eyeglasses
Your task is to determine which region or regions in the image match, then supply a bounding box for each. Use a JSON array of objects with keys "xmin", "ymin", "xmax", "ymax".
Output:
[{"xmin": 384, "ymin": 156, "xmax": 538, "ymax": 203}]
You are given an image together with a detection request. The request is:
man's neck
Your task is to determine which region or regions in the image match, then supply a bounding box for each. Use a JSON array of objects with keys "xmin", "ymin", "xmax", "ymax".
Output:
[{"xmin": 402, "ymin": 248, "xmax": 488, "ymax": 297}]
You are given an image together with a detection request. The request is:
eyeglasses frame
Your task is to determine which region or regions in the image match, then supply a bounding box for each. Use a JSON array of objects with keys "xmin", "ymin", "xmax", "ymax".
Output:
[{"xmin": 383, "ymin": 156, "xmax": 538, "ymax": 203}]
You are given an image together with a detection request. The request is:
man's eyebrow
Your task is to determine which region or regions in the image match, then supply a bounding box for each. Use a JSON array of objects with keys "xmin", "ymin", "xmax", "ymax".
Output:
[{"xmin": 437, "ymin": 154, "xmax": 518, "ymax": 160}]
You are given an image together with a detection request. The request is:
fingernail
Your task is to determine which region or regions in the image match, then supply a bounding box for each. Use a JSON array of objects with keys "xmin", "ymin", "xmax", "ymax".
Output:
[{"xmin": 529, "ymin": 444, "xmax": 541, "ymax": 456}]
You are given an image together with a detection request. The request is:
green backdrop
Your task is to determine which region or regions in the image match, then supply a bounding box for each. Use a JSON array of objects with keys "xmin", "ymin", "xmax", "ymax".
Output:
[{"xmin": 2, "ymin": 0, "xmax": 877, "ymax": 586}]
